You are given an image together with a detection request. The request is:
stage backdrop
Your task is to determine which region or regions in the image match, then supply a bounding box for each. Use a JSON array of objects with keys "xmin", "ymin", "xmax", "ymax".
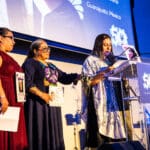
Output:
[{"xmin": 0, "ymin": 0, "xmax": 135, "ymax": 56}]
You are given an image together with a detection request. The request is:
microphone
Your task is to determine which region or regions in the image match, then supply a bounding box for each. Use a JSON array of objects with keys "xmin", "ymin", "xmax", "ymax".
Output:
[{"xmin": 104, "ymin": 52, "xmax": 117, "ymax": 65}]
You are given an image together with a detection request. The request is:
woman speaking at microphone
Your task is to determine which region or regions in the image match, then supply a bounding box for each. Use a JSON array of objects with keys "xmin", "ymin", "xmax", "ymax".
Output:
[{"xmin": 81, "ymin": 33, "xmax": 127, "ymax": 149}]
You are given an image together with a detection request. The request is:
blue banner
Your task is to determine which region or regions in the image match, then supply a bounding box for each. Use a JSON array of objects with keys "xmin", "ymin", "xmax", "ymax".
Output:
[{"xmin": 137, "ymin": 63, "xmax": 150, "ymax": 103}]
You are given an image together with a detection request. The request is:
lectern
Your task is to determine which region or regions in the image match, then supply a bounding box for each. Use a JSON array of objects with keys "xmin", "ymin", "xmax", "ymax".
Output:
[{"xmin": 107, "ymin": 60, "xmax": 150, "ymax": 150}]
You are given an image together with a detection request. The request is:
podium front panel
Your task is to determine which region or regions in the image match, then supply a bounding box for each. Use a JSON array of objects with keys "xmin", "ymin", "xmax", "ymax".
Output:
[
  {"xmin": 107, "ymin": 61, "xmax": 150, "ymax": 149},
  {"xmin": 137, "ymin": 63, "xmax": 150, "ymax": 103}
]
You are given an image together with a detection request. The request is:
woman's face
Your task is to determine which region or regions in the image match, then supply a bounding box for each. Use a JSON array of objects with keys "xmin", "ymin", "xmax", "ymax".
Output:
[
  {"xmin": 37, "ymin": 41, "xmax": 50, "ymax": 60},
  {"xmin": 0, "ymin": 31, "xmax": 15, "ymax": 52},
  {"xmin": 102, "ymin": 38, "xmax": 112, "ymax": 57}
]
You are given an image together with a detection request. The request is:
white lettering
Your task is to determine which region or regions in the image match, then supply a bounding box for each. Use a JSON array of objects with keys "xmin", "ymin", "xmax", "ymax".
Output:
[
  {"xmin": 109, "ymin": 11, "xmax": 121, "ymax": 20},
  {"xmin": 87, "ymin": 1, "xmax": 108, "ymax": 15},
  {"xmin": 109, "ymin": 0, "xmax": 119, "ymax": 5},
  {"xmin": 143, "ymin": 73, "xmax": 150, "ymax": 90},
  {"xmin": 87, "ymin": 1, "xmax": 121, "ymax": 21}
]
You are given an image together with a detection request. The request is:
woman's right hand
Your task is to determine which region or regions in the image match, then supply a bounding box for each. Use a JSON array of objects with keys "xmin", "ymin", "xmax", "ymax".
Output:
[
  {"xmin": 108, "ymin": 65, "xmax": 115, "ymax": 71},
  {"xmin": 29, "ymin": 87, "xmax": 53, "ymax": 104},
  {"xmin": 0, "ymin": 97, "xmax": 9, "ymax": 113},
  {"xmin": 40, "ymin": 92, "xmax": 52, "ymax": 104}
]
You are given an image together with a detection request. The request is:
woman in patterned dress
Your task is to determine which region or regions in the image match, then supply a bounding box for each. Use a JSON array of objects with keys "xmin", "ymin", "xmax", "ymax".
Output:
[{"xmin": 81, "ymin": 33, "xmax": 126, "ymax": 149}]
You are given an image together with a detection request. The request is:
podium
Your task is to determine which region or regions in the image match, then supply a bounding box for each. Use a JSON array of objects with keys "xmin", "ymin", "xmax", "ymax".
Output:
[{"xmin": 107, "ymin": 60, "xmax": 150, "ymax": 150}]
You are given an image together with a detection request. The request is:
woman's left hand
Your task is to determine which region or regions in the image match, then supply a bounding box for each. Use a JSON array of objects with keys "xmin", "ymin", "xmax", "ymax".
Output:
[
  {"xmin": 0, "ymin": 97, "xmax": 9, "ymax": 113},
  {"xmin": 73, "ymin": 74, "xmax": 81, "ymax": 85}
]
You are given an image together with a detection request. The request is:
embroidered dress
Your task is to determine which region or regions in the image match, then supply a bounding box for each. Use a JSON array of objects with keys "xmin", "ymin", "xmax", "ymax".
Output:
[
  {"xmin": 81, "ymin": 55, "xmax": 126, "ymax": 146},
  {"xmin": 22, "ymin": 58, "xmax": 78, "ymax": 150}
]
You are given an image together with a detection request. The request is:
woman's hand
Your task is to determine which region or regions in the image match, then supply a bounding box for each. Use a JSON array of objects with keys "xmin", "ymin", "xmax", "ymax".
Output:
[
  {"xmin": 29, "ymin": 86, "xmax": 52, "ymax": 104},
  {"xmin": 108, "ymin": 65, "xmax": 115, "ymax": 71},
  {"xmin": 0, "ymin": 97, "xmax": 9, "ymax": 113},
  {"xmin": 73, "ymin": 74, "xmax": 81, "ymax": 85},
  {"xmin": 40, "ymin": 92, "xmax": 52, "ymax": 104},
  {"xmin": 90, "ymin": 65, "xmax": 115, "ymax": 86}
]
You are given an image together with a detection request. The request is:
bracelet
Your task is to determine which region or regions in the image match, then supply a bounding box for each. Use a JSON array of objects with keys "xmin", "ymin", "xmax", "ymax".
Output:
[{"xmin": 0, "ymin": 95, "xmax": 5, "ymax": 99}]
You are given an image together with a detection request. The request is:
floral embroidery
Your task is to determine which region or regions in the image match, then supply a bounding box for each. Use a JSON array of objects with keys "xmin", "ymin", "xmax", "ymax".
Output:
[{"xmin": 44, "ymin": 63, "xmax": 59, "ymax": 84}]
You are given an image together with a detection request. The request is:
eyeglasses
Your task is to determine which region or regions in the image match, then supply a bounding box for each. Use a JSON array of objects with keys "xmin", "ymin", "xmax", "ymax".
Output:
[
  {"xmin": 3, "ymin": 35, "xmax": 14, "ymax": 40},
  {"xmin": 39, "ymin": 47, "xmax": 51, "ymax": 53}
]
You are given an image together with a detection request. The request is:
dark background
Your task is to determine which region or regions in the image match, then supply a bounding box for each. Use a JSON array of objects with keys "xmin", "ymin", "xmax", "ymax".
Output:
[{"xmin": 133, "ymin": 0, "xmax": 150, "ymax": 58}]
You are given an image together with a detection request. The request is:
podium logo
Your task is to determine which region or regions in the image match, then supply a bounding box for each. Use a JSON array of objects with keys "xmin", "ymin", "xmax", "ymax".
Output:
[{"xmin": 143, "ymin": 72, "xmax": 150, "ymax": 90}]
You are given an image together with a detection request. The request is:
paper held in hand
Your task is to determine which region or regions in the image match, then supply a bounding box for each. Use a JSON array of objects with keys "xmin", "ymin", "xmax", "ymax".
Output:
[
  {"xmin": 0, "ymin": 106, "xmax": 20, "ymax": 132},
  {"xmin": 48, "ymin": 85, "xmax": 64, "ymax": 106}
]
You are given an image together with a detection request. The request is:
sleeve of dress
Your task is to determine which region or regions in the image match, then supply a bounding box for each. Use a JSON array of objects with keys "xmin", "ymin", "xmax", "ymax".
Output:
[
  {"xmin": 55, "ymin": 66, "xmax": 78, "ymax": 84},
  {"xmin": 82, "ymin": 57, "xmax": 96, "ymax": 77},
  {"xmin": 22, "ymin": 59, "xmax": 36, "ymax": 92},
  {"xmin": 80, "ymin": 58, "xmax": 92, "ymax": 123}
]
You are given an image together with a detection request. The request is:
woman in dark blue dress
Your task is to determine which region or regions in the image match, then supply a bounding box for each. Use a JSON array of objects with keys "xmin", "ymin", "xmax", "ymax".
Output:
[{"xmin": 22, "ymin": 39, "xmax": 80, "ymax": 150}]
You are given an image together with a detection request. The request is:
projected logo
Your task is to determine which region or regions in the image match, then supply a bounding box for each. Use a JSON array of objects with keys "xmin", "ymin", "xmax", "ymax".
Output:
[
  {"xmin": 110, "ymin": 24, "xmax": 128, "ymax": 47},
  {"xmin": 68, "ymin": 0, "xmax": 84, "ymax": 20}
]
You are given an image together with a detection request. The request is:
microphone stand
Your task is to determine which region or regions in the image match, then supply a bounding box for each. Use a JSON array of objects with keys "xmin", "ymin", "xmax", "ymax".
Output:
[{"xmin": 72, "ymin": 84, "xmax": 81, "ymax": 150}]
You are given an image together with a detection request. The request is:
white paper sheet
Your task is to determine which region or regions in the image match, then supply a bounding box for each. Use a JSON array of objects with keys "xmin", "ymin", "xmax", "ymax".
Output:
[
  {"xmin": 49, "ymin": 85, "xmax": 64, "ymax": 106},
  {"xmin": 0, "ymin": 106, "xmax": 20, "ymax": 132}
]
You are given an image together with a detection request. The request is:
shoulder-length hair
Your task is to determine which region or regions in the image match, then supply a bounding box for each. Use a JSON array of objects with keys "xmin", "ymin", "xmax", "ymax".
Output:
[{"xmin": 91, "ymin": 33, "xmax": 112, "ymax": 58}]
